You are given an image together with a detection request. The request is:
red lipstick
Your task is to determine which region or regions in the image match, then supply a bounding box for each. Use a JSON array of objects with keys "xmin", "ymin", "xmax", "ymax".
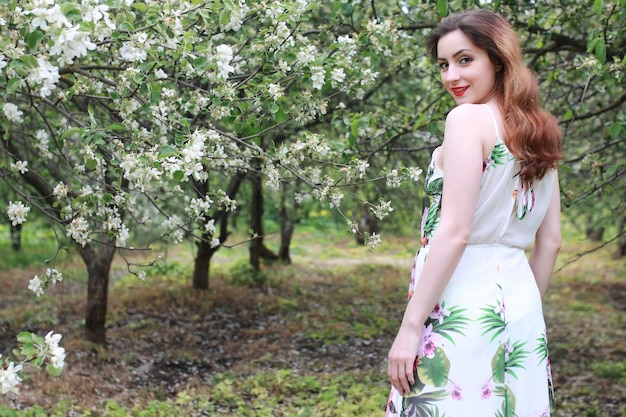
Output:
[{"xmin": 451, "ymin": 86, "xmax": 468, "ymax": 97}]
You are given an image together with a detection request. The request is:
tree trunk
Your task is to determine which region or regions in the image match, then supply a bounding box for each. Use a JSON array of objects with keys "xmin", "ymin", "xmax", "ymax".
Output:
[
  {"xmin": 193, "ymin": 235, "xmax": 217, "ymax": 289},
  {"xmin": 191, "ymin": 172, "xmax": 244, "ymax": 288},
  {"xmin": 249, "ymin": 169, "xmax": 278, "ymax": 270},
  {"xmin": 9, "ymin": 223, "xmax": 22, "ymax": 251},
  {"xmin": 79, "ymin": 244, "xmax": 116, "ymax": 345},
  {"xmin": 617, "ymin": 214, "xmax": 626, "ymax": 258},
  {"xmin": 278, "ymin": 186, "xmax": 295, "ymax": 264},
  {"xmin": 586, "ymin": 225, "xmax": 604, "ymax": 242}
]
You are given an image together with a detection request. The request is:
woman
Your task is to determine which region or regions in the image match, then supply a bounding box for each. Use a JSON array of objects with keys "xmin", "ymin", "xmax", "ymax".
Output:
[{"xmin": 386, "ymin": 9, "xmax": 562, "ymax": 417}]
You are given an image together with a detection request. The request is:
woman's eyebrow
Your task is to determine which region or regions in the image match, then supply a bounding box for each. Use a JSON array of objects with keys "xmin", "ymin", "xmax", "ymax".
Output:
[{"xmin": 438, "ymin": 48, "xmax": 472, "ymax": 61}]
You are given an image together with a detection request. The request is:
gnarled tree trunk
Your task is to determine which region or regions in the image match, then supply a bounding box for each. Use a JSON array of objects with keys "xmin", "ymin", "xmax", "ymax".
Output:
[
  {"xmin": 191, "ymin": 173, "xmax": 245, "ymax": 289},
  {"xmin": 78, "ymin": 244, "xmax": 116, "ymax": 345},
  {"xmin": 249, "ymin": 169, "xmax": 278, "ymax": 270}
]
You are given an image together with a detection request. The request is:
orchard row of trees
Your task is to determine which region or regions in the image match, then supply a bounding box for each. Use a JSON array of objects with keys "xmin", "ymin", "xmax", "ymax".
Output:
[{"xmin": 0, "ymin": 0, "xmax": 624, "ymax": 347}]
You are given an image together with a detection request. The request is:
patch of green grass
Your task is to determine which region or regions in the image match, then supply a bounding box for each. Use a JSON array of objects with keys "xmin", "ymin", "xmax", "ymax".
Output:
[
  {"xmin": 591, "ymin": 360, "xmax": 626, "ymax": 383},
  {"xmin": 3, "ymin": 370, "xmax": 388, "ymax": 417}
]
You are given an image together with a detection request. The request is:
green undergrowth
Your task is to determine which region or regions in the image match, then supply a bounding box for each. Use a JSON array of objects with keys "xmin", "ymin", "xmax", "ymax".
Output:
[
  {"xmin": 0, "ymin": 219, "xmax": 625, "ymax": 417},
  {"xmin": 0, "ymin": 371, "xmax": 388, "ymax": 417}
]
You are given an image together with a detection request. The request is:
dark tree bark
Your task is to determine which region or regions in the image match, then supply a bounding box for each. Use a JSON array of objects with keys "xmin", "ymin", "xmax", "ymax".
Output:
[
  {"xmin": 79, "ymin": 244, "xmax": 116, "ymax": 345},
  {"xmin": 193, "ymin": 235, "xmax": 216, "ymax": 289},
  {"xmin": 278, "ymin": 186, "xmax": 295, "ymax": 264},
  {"xmin": 249, "ymin": 168, "xmax": 278, "ymax": 270},
  {"xmin": 586, "ymin": 226, "xmax": 604, "ymax": 242},
  {"xmin": 9, "ymin": 223, "xmax": 22, "ymax": 251},
  {"xmin": 617, "ymin": 215, "xmax": 626, "ymax": 258},
  {"xmin": 191, "ymin": 172, "xmax": 245, "ymax": 289}
]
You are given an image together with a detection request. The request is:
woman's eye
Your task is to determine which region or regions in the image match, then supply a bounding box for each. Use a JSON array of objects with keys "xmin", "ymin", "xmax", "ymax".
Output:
[
  {"xmin": 439, "ymin": 62, "xmax": 449, "ymax": 70},
  {"xmin": 460, "ymin": 57, "xmax": 472, "ymax": 64}
]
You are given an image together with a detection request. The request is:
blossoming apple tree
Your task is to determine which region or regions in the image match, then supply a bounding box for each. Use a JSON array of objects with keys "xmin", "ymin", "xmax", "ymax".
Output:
[
  {"xmin": 0, "ymin": 0, "xmax": 430, "ymax": 348},
  {"xmin": 1, "ymin": 0, "xmax": 624, "ymax": 395}
]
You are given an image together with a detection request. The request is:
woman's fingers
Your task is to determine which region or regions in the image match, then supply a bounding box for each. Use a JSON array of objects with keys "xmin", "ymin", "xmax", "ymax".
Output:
[{"xmin": 388, "ymin": 356, "xmax": 415, "ymax": 394}]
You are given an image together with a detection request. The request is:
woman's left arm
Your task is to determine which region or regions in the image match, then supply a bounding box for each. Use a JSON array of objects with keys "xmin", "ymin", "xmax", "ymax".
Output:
[{"xmin": 387, "ymin": 104, "xmax": 490, "ymax": 394}]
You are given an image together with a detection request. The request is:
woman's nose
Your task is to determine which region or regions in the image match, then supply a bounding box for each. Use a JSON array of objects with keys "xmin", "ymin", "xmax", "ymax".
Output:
[{"xmin": 444, "ymin": 65, "xmax": 460, "ymax": 82}]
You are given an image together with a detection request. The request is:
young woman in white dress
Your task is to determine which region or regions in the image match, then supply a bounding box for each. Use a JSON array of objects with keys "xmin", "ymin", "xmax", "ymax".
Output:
[{"xmin": 386, "ymin": 9, "xmax": 562, "ymax": 417}]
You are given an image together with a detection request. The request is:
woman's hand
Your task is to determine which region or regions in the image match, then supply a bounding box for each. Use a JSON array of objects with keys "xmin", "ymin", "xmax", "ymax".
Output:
[{"xmin": 387, "ymin": 323, "xmax": 422, "ymax": 395}]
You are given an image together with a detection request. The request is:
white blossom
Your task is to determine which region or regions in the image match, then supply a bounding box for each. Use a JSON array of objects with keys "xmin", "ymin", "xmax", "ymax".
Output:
[
  {"xmin": 11, "ymin": 160, "xmax": 29, "ymax": 174},
  {"xmin": 49, "ymin": 24, "xmax": 97, "ymax": 66},
  {"xmin": 268, "ymin": 83, "xmax": 283, "ymax": 100},
  {"xmin": 119, "ymin": 43, "xmax": 147, "ymax": 62},
  {"xmin": 154, "ymin": 68, "xmax": 168, "ymax": 79},
  {"xmin": 365, "ymin": 232, "xmax": 382, "ymax": 249},
  {"xmin": 3, "ymin": 103, "xmax": 23, "ymax": 123},
  {"xmin": 297, "ymin": 45, "xmax": 317, "ymax": 66},
  {"xmin": 45, "ymin": 331, "xmax": 66, "ymax": 370},
  {"xmin": 0, "ymin": 360, "xmax": 23, "ymax": 394},
  {"xmin": 215, "ymin": 44, "xmax": 234, "ymax": 80},
  {"xmin": 7, "ymin": 201, "xmax": 30, "ymax": 226},
  {"xmin": 46, "ymin": 268, "xmax": 63, "ymax": 285},
  {"xmin": 53, "ymin": 182, "xmax": 70, "ymax": 198},
  {"xmin": 371, "ymin": 200, "xmax": 394, "ymax": 221},
  {"xmin": 311, "ymin": 67, "xmax": 325, "ymax": 90},
  {"xmin": 386, "ymin": 169, "xmax": 401, "ymax": 188},
  {"xmin": 67, "ymin": 217, "xmax": 91, "ymax": 247},
  {"xmin": 408, "ymin": 167, "xmax": 423, "ymax": 181},
  {"xmin": 222, "ymin": 1, "xmax": 249, "ymax": 32},
  {"xmin": 28, "ymin": 276, "xmax": 44, "ymax": 297},
  {"xmin": 331, "ymin": 68, "xmax": 346, "ymax": 84}
]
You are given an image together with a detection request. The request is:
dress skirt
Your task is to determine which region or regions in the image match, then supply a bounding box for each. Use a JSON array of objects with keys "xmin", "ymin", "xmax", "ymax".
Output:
[{"xmin": 386, "ymin": 244, "xmax": 555, "ymax": 417}]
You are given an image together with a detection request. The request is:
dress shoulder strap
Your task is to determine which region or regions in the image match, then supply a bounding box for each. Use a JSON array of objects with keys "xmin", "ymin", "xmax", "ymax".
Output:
[{"xmin": 482, "ymin": 104, "xmax": 501, "ymax": 140}]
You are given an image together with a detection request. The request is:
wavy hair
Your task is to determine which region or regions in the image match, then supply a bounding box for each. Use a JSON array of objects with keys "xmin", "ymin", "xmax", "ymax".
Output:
[{"xmin": 426, "ymin": 9, "xmax": 562, "ymax": 183}]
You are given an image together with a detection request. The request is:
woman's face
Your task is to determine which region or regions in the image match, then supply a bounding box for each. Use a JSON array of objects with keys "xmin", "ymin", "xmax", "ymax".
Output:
[{"xmin": 436, "ymin": 29, "xmax": 498, "ymax": 105}]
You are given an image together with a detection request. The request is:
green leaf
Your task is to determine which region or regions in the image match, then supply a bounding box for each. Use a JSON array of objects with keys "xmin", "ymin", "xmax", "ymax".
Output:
[
  {"xmin": 593, "ymin": 0, "xmax": 603, "ymax": 15},
  {"xmin": 173, "ymin": 170, "xmax": 184, "ymax": 181},
  {"xmin": 131, "ymin": 2, "xmax": 148, "ymax": 12},
  {"xmin": 25, "ymin": 29, "xmax": 45, "ymax": 50},
  {"xmin": 85, "ymin": 158, "xmax": 98, "ymax": 171},
  {"xmin": 595, "ymin": 40, "xmax": 607, "ymax": 63},
  {"xmin": 60, "ymin": 2, "xmax": 81, "ymax": 21},
  {"xmin": 46, "ymin": 364, "xmax": 64, "ymax": 377},
  {"xmin": 417, "ymin": 348, "xmax": 450, "ymax": 387},
  {"xmin": 158, "ymin": 145, "xmax": 176, "ymax": 159},
  {"xmin": 436, "ymin": 0, "xmax": 448, "ymax": 17},
  {"xmin": 6, "ymin": 78, "xmax": 20, "ymax": 95},
  {"xmin": 17, "ymin": 332, "xmax": 33, "ymax": 344},
  {"xmin": 609, "ymin": 121, "xmax": 622, "ymax": 138},
  {"xmin": 106, "ymin": 123, "xmax": 126, "ymax": 132}
]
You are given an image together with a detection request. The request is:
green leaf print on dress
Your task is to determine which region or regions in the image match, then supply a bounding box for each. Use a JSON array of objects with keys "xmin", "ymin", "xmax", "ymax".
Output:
[
  {"xmin": 491, "ymin": 340, "xmax": 529, "ymax": 383},
  {"xmin": 422, "ymin": 176, "xmax": 443, "ymax": 243},
  {"xmin": 478, "ymin": 302, "xmax": 507, "ymax": 342},
  {"xmin": 401, "ymin": 303, "xmax": 469, "ymax": 415},
  {"xmin": 426, "ymin": 302, "xmax": 470, "ymax": 344},
  {"xmin": 483, "ymin": 142, "xmax": 512, "ymax": 171}
]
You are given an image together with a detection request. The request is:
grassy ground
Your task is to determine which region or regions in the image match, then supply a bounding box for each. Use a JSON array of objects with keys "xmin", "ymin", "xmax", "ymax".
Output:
[{"xmin": 0, "ymin": 220, "xmax": 624, "ymax": 416}]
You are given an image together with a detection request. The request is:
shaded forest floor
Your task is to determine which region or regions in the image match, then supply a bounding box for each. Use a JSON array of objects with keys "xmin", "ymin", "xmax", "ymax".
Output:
[{"xmin": 0, "ymin": 229, "xmax": 625, "ymax": 416}]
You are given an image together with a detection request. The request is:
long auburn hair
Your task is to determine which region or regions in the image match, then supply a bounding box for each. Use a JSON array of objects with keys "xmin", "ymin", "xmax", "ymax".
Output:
[{"xmin": 426, "ymin": 9, "xmax": 562, "ymax": 184}]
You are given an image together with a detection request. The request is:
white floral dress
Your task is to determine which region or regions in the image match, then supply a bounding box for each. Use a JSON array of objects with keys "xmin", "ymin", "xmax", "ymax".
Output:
[{"xmin": 386, "ymin": 106, "xmax": 556, "ymax": 417}]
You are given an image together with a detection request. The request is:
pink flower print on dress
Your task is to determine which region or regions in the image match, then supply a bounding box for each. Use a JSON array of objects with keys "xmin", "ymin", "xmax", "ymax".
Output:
[
  {"xmin": 429, "ymin": 303, "xmax": 451, "ymax": 324},
  {"xmin": 420, "ymin": 323, "xmax": 443, "ymax": 358},
  {"xmin": 481, "ymin": 384, "xmax": 492, "ymax": 399},
  {"xmin": 451, "ymin": 385, "xmax": 463, "ymax": 401}
]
